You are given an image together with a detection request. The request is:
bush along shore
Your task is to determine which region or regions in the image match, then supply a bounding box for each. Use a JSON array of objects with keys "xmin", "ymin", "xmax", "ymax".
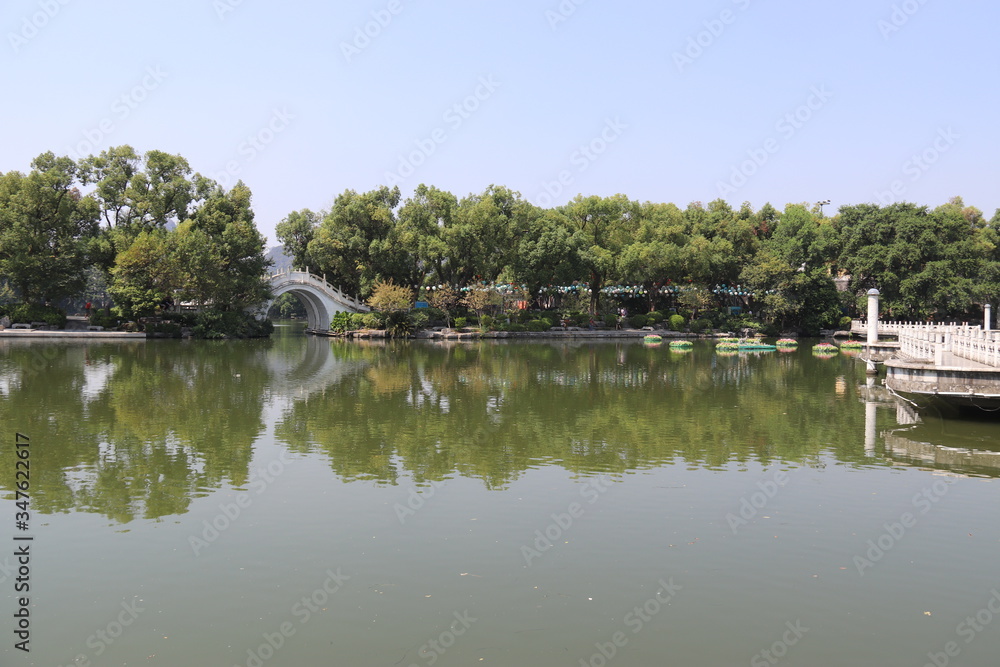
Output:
[{"xmin": 320, "ymin": 306, "xmax": 803, "ymax": 341}]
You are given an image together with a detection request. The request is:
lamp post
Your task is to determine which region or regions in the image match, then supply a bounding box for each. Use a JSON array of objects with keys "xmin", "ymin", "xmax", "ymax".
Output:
[{"xmin": 816, "ymin": 199, "xmax": 831, "ymax": 218}]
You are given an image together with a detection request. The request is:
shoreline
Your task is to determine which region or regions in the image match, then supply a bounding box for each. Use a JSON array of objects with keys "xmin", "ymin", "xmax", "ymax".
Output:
[
  {"xmin": 311, "ymin": 328, "xmax": 735, "ymax": 341},
  {"xmin": 0, "ymin": 329, "xmax": 147, "ymax": 339},
  {"xmin": 0, "ymin": 325, "xmax": 803, "ymax": 342}
]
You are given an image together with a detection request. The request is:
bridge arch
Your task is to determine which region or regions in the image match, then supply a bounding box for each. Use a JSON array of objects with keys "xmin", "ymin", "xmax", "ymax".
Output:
[{"xmin": 262, "ymin": 270, "xmax": 369, "ymax": 331}]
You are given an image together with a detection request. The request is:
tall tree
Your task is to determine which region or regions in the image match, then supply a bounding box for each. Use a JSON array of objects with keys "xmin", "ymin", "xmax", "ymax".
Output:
[
  {"xmin": 275, "ymin": 209, "xmax": 320, "ymax": 270},
  {"xmin": 307, "ymin": 186, "xmax": 402, "ymax": 297},
  {"xmin": 564, "ymin": 194, "xmax": 638, "ymax": 313},
  {"xmin": 445, "ymin": 185, "xmax": 536, "ymax": 286},
  {"xmin": 0, "ymin": 153, "xmax": 99, "ymax": 304},
  {"xmin": 769, "ymin": 203, "xmax": 839, "ymax": 271},
  {"xmin": 618, "ymin": 202, "xmax": 688, "ymax": 311},
  {"xmin": 80, "ymin": 146, "xmax": 202, "ymax": 275},
  {"xmin": 180, "ymin": 181, "xmax": 272, "ymax": 310},
  {"xmin": 507, "ymin": 208, "xmax": 583, "ymax": 304},
  {"xmin": 107, "ymin": 230, "xmax": 179, "ymax": 319},
  {"xmin": 837, "ymin": 201, "xmax": 985, "ymax": 319},
  {"xmin": 79, "ymin": 146, "xmax": 197, "ymax": 233},
  {"xmin": 396, "ymin": 184, "xmax": 455, "ymax": 287}
]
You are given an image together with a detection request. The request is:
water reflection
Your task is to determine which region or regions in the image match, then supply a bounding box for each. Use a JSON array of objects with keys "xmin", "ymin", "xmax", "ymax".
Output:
[
  {"xmin": 859, "ymin": 377, "xmax": 1000, "ymax": 476},
  {"xmin": 2, "ymin": 334, "xmax": 999, "ymax": 523},
  {"xmin": 274, "ymin": 340, "xmax": 876, "ymax": 489}
]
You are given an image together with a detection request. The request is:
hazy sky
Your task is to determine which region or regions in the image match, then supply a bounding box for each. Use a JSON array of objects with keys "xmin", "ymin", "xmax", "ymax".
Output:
[{"xmin": 3, "ymin": 0, "xmax": 997, "ymax": 245}]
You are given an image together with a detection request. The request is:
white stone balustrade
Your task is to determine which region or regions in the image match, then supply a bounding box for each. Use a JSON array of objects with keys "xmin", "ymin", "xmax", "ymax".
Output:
[
  {"xmin": 853, "ymin": 319, "xmax": 1000, "ymax": 368},
  {"xmin": 951, "ymin": 331, "xmax": 1000, "ymax": 367}
]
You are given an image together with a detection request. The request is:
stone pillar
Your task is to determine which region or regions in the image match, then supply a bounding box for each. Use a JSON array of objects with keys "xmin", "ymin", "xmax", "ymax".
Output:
[
  {"xmin": 934, "ymin": 333, "xmax": 948, "ymax": 366},
  {"xmin": 867, "ymin": 289, "xmax": 880, "ymax": 345},
  {"xmin": 986, "ymin": 304, "xmax": 993, "ymax": 332}
]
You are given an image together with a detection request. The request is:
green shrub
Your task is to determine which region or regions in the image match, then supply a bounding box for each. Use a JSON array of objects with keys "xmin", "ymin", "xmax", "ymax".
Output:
[
  {"xmin": 423, "ymin": 307, "xmax": 445, "ymax": 323},
  {"xmin": 385, "ymin": 310, "xmax": 412, "ymax": 338},
  {"xmin": 145, "ymin": 322, "xmax": 182, "ymax": 337},
  {"xmin": 541, "ymin": 315, "xmax": 557, "ymax": 328},
  {"xmin": 729, "ymin": 316, "xmax": 763, "ymax": 334},
  {"xmin": 170, "ymin": 312, "xmax": 199, "ymax": 327},
  {"xmin": 689, "ymin": 318, "xmax": 713, "ymax": 334},
  {"xmin": 89, "ymin": 310, "xmax": 120, "ymax": 330},
  {"xmin": 453, "ymin": 316, "xmax": 467, "ymax": 329},
  {"xmin": 526, "ymin": 319, "xmax": 550, "ymax": 332},
  {"xmin": 192, "ymin": 310, "xmax": 273, "ymax": 339},
  {"xmin": 628, "ymin": 314, "xmax": 648, "ymax": 329},
  {"xmin": 362, "ymin": 312, "xmax": 384, "ymax": 329},
  {"xmin": 479, "ymin": 314, "xmax": 494, "ymax": 330},
  {"xmin": 410, "ymin": 311, "xmax": 430, "ymax": 329},
  {"xmin": 668, "ymin": 314, "xmax": 685, "ymax": 331},
  {"xmin": 571, "ymin": 313, "xmax": 590, "ymax": 326},
  {"xmin": 505, "ymin": 322, "xmax": 527, "ymax": 332},
  {"xmin": 603, "ymin": 313, "xmax": 618, "ymax": 327},
  {"xmin": 839, "ymin": 315, "xmax": 853, "ymax": 329},
  {"xmin": 700, "ymin": 310, "xmax": 723, "ymax": 327},
  {"xmin": 5, "ymin": 303, "xmax": 67, "ymax": 329},
  {"xmin": 647, "ymin": 311, "xmax": 665, "ymax": 324},
  {"xmin": 331, "ymin": 312, "xmax": 353, "ymax": 332}
]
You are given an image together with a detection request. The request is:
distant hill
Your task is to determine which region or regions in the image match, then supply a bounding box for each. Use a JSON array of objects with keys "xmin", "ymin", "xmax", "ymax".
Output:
[{"xmin": 266, "ymin": 246, "xmax": 293, "ymax": 273}]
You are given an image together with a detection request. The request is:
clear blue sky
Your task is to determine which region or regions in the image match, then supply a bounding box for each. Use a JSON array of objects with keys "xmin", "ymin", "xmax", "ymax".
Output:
[{"xmin": 3, "ymin": 0, "xmax": 997, "ymax": 245}]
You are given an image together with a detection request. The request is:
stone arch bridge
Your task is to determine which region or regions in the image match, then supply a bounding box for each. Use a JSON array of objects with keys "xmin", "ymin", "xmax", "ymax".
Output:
[{"xmin": 262, "ymin": 269, "xmax": 369, "ymax": 331}]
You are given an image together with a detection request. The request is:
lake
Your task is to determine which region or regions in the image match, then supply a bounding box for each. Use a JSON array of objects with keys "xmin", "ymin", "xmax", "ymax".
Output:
[{"xmin": 2, "ymin": 324, "xmax": 999, "ymax": 666}]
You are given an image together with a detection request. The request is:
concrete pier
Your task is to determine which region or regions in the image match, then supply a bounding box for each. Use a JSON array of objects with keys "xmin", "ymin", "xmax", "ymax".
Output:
[{"xmin": 854, "ymin": 305, "xmax": 1000, "ymax": 413}]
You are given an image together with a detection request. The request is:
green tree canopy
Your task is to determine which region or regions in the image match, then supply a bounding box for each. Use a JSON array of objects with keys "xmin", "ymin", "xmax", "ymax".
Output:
[
  {"xmin": 275, "ymin": 208, "xmax": 319, "ymax": 271},
  {"xmin": 837, "ymin": 201, "xmax": 990, "ymax": 319},
  {"xmin": 0, "ymin": 152, "xmax": 99, "ymax": 304},
  {"xmin": 183, "ymin": 181, "xmax": 272, "ymax": 310},
  {"xmin": 307, "ymin": 186, "xmax": 402, "ymax": 296},
  {"xmin": 107, "ymin": 230, "xmax": 178, "ymax": 320}
]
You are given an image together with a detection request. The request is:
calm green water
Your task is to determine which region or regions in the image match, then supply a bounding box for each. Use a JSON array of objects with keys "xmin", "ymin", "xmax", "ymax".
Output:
[{"xmin": 2, "ymin": 326, "xmax": 1000, "ymax": 666}]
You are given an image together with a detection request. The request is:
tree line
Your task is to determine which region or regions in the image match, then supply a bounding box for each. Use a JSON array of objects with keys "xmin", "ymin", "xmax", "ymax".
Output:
[
  {"xmin": 2, "ymin": 146, "xmax": 997, "ymax": 335},
  {"xmin": 279, "ymin": 185, "xmax": 1000, "ymax": 332},
  {"xmin": 0, "ymin": 147, "xmax": 271, "ymax": 335}
]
